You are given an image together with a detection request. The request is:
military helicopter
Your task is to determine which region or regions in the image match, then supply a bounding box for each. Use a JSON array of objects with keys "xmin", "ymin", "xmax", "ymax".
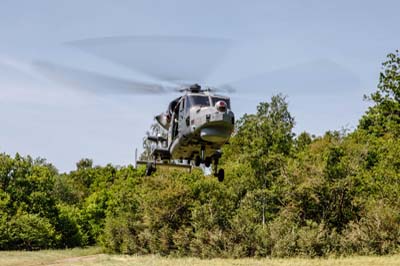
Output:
[
  {"xmin": 140, "ymin": 83, "xmax": 234, "ymax": 181},
  {"xmin": 31, "ymin": 35, "xmax": 359, "ymax": 181},
  {"xmin": 32, "ymin": 36, "xmax": 237, "ymax": 181}
]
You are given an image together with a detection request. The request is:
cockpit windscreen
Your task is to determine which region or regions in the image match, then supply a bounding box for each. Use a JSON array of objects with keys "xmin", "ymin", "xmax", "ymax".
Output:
[{"xmin": 188, "ymin": 96, "xmax": 211, "ymax": 108}]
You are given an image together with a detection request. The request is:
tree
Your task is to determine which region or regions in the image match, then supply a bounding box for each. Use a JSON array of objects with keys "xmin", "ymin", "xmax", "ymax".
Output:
[
  {"xmin": 225, "ymin": 94, "xmax": 295, "ymax": 225},
  {"xmin": 295, "ymin": 132, "xmax": 313, "ymax": 152},
  {"xmin": 359, "ymin": 50, "xmax": 400, "ymax": 136},
  {"xmin": 76, "ymin": 158, "xmax": 93, "ymax": 170}
]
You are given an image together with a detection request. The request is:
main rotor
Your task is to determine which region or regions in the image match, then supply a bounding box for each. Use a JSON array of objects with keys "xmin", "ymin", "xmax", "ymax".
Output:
[
  {"xmin": 29, "ymin": 35, "xmax": 359, "ymax": 97},
  {"xmin": 179, "ymin": 84, "xmax": 208, "ymax": 93},
  {"xmin": 178, "ymin": 84, "xmax": 229, "ymax": 95}
]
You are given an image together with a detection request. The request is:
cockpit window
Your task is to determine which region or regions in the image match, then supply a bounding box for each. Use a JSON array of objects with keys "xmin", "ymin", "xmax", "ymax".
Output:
[
  {"xmin": 187, "ymin": 96, "xmax": 211, "ymax": 109},
  {"xmin": 212, "ymin": 97, "xmax": 230, "ymax": 109}
]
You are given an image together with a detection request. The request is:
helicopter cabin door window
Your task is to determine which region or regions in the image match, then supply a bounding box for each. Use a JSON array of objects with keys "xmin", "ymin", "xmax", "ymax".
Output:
[
  {"xmin": 172, "ymin": 100, "xmax": 181, "ymax": 139},
  {"xmin": 179, "ymin": 97, "xmax": 187, "ymax": 130},
  {"xmin": 180, "ymin": 97, "xmax": 185, "ymax": 113}
]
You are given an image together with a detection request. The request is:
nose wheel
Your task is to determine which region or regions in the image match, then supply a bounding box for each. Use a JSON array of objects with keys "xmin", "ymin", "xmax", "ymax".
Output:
[
  {"xmin": 145, "ymin": 162, "xmax": 156, "ymax": 176},
  {"xmin": 193, "ymin": 149, "xmax": 225, "ymax": 182},
  {"xmin": 212, "ymin": 154, "xmax": 224, "ymax": 182},
  {"xmin": 216, "ymin": 169, "xmax": 224, "ymax": 182}
]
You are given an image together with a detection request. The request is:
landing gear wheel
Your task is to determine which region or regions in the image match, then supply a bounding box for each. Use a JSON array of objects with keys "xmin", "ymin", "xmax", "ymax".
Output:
[
  {"xmin": 204, "ymin": 157, "xmax": 212, "ymax": 168},
  {"xmin": 195, "ymin": 156, "xmax": 201, "ymax": 167},
  {"xmin": 217, "ymin": 169, "xmax": 224, "ymax": 182},
  {"xmin": 145, "ymin": 163, "xmax": 155, "ymax": 176}
]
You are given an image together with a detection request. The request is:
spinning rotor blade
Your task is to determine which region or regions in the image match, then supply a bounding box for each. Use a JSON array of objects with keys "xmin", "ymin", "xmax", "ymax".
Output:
[
  {"xmin": 212, "ymin": 84, "xmax": 236, "ymax": 93},
  {"xmin": 33, "ymin": 61, "xmax": 168, "ymax": 95},
  {"xmin": 220, "ymin": 59, "xmax": 360, "ymax": 95},
  {"xmin": 67, "ymin": 35, "xmax": 232, "ymax": 83},
  {"xmin": 174, "ymin": 82, "xmax": 236, "ymax": 93}
]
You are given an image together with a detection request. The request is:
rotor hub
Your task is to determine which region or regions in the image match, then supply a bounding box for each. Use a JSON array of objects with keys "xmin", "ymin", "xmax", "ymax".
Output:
[{"xmin": 189, "ymin": 84, "xmax": 201, "ymax": 93}]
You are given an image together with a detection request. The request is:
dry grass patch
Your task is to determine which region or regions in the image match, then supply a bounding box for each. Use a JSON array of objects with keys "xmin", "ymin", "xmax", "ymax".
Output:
[
  {"xmin": 101, "ymin": 255, "xmax": 400, "ymax": 266},
  {"xmin": 0, "ymin": 249, "xmax": 399, "ymax": 266},
  {"xmin": 0, "ymin": 247, "xmax": 101, "ymax": 266}
]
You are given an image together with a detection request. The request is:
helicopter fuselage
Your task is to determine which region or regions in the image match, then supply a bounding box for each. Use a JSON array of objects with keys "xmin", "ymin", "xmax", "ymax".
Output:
[
  {"xmin": 170, "ymin": 93, "xmax": 234, "ymax": 160},
  {"xmin": 154, "ymin": 88, "xmax": 234, "ymax": 162},
  {"xmin": 143, "ymin": 85, "xmax": 233, "ymax": 181}
]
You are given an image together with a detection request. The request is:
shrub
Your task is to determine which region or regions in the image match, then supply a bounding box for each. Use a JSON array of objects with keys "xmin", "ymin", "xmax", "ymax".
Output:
[
  {"xmin": 341, "ymin": 201, "xmax": 400, "ymax": 255},
  {"xmin": 6, "ymin": 213, "xmax": 58, "ymax": 250},
  {"xmin": 56, "ymin": 204, "xmax": 84, "ymax": 248}
]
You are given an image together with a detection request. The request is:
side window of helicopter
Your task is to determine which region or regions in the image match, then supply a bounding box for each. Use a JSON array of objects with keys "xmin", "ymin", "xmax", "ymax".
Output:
[
  {"xmin": 180, "ymin": 97, "xmax": 185, "ymax": 112},
  {"xmin": 179, "ymin": 97, "xmax": 189, "ymax": 129},
  {"xmin": 179, "ymin": 98, "xmax": 185, "ymax": 124},
  {"xmin": 185, "ymin": 96, "xmax": 191, "ymax": 113},
  {"xmin": 172, "ymin": 101, "xmax": 180, "ymax": 139}
]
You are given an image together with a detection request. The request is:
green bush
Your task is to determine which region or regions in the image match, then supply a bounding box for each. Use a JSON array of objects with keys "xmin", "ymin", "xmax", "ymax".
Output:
[
  {"xmin": 341, "ymin": 201, "xmax": 400, "ymax": 255},
  {"xmin": 102, "ymin": 213, "xmax": 146, "ymax": 254},
  {"xmin": 6, "ymin": 213, "xmax": 58, "ymax": 250},
  {"xmin": 56, "ymin": 204, "xmax": 84, "ymax": 248}
]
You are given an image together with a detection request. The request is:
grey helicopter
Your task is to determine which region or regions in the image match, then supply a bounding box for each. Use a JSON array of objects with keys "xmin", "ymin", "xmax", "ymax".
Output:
[
  {"xmin": 30, "ymin": 35, "xmax": 358, "ymax": 182},
  {"xmin": 141, "ymin": 83, "xmax": 234, "ymax": 181},
  {"xmin": 33, "ymin": 36, "xmax": 238, "ymax": 181}
]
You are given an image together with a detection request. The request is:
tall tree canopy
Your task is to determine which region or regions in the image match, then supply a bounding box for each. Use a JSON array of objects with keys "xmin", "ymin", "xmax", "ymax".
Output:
[{"xmin": 359, "ymin": 50, "xmax": 400, "ymax": 136}]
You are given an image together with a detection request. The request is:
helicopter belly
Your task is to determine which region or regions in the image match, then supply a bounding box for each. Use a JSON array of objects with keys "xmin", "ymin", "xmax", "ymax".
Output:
[
  {"xmin": 169, "ymin": 110, "xmax": 234, "ymax": 160},
  {"xmin": 200, "ymin": 126, "xmax": 231, "ymax": 143},
  {"xmin": 198, "ymin": 112, "xmax": 233, "ymax": 143},
  {"xmin": 170, "ymin": 135, "xmax": 224, "ymax": 160}
]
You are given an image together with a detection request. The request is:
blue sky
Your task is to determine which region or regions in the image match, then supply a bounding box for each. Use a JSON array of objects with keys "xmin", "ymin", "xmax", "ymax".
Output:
[{"xmin": 0, "ymin": 0, "xmax": 399, "ymax": 172}]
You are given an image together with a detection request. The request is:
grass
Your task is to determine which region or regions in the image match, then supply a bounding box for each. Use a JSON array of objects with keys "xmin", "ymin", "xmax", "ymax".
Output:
[
  {"xmin": 0, "ymin": 248, "xmax": 399, "ymax": 266},
  {"xmin": 99, "ymin": 255, "xmax": 400, "ymax": 266},
  {"xmin": 0, "ymin": 247, "xmax": 101, "ymax": 266}
]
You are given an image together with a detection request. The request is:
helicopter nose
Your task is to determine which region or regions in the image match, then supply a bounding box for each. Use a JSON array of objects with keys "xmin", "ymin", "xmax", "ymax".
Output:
[{"xmin": 200, "ymin": 126, "xmax": 231, "ymax": 143}]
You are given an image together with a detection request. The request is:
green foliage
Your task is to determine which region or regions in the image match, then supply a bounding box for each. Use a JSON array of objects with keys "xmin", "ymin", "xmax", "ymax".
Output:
[
  {"xmin": 4, "ymin": 213, "xmax": 58, "ymax": 250},
  {"xmin": 359, "ymin": 50, "xmax": 400, "ymax": 136},
  {"xmin": 56, "ymin": 204, "xmax": 84, "ymax": 248},
  {"xmin": 341, "ymin": 201, "xmax": 400, "ymax": 255},
  {"xmin": 227, "ymin": 95, "xmax": 294, "ymax": 175},
  {"xmin": 0, "ymin": 153, "xmax": 62, "ymax": 250}
]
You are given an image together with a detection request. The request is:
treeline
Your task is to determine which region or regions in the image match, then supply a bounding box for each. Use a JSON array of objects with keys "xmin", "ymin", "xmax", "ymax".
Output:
[{"xmin": 0, "ymin": 51, "xmax": 400, "ymax": 257}]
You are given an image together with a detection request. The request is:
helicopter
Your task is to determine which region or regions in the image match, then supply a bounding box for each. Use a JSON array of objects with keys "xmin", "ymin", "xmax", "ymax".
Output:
[
  {"xmin": 140, "ymin": 83, "xmax": 234, "ymax": 181},
  {"xmin": 32, "ymin": 36, "xmax": 238, "ymax": 181},
  {"xmin": 30, "ymin": 35, "xmax": 359, "ymax": 181}
]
